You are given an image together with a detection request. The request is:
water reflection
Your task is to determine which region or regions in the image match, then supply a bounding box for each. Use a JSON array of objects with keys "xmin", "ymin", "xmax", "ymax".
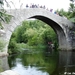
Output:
[
  {"xmin": 58, "ymin": 50, "xmax": 75, "ymax": 75},
  {"xmin": 8, "ymin": 50, "xmax": 58, "ymax": 75},
  {"xmin": 0, "ymin": 50, "xmax": 75, "ymax": 75}
]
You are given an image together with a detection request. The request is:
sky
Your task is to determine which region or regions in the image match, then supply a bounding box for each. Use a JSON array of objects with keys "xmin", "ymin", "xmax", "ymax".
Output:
[{"xmin": 4, "ymin": 0, "xmax": 71, "ymax": 12}]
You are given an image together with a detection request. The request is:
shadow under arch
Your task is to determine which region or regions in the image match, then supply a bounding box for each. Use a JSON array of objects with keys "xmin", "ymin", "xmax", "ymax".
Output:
[{"xmin": 29, "ymin": 15, "xmax": 67, "ymax": 50}]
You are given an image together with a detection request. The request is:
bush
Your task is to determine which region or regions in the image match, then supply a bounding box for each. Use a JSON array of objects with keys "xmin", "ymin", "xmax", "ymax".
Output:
[{"xmin": 8, "ymin": 39, "xmax": 18, "ymax": 54}]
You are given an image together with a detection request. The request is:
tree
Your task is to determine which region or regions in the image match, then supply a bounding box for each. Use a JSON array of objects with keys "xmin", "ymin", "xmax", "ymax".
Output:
[
  {"xmin": 68, "ymin": 0, "xmax": 75, "ymax": 22},
  {"xmin": 55, "ymin": 9, "xmax": 68, "ymax": 17},
  {"xmin": 0, "ymin": 0, "xmax": 12, "ymax": 29},
  {"xmin": 55, "ymin": 1, "xmax": 75, "ymax": 23}
]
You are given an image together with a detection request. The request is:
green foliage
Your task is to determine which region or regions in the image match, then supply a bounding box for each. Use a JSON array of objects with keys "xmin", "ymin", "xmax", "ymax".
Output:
[
  {"xmin": 0, "ymin": 0, "xmax": 12, "ymax": 29},
  {"xmin": 15, "ymin": 21, "xmax": 29, "ymax": 43},
  {"xmin": 68, "ymin": 2, "xmax": 75, "ymax": 18},
  {"xmin": 55, "ymin": 0, "xmax": 75, "ymax": 23},
  {"xmin": 8, "ymin": 33, "xmax": 18, "ymax": 54},
  {"xmin": 8, "ymin": 20, "xmax": 58, "ymax": 54},
  {"xmin": 69, "ymin": 3, "xmax": 75, "ymax": 12},
  {"xmin": 0, "ymin": 10, "xmax": 12, "ymax": 22},
  {"xmin": 0, "ymin": 10, "xmax": 12, "ymax": 29},
  {"xmin": 56, "ymin": 9, "xmax": 68, "ymax": 17},
  {"xmin": 68, "ymin": 0, "xmax": 75, "ymax": 22},
  {"xmin": 8, "ymin": 39, "xmax": 18, "ymax": 54}
]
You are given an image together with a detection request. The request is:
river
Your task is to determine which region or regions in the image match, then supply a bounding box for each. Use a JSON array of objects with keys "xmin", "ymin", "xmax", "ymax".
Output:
[{"xmin": 0, "ymin": 49, "xmax": 75, "ymax": 75}]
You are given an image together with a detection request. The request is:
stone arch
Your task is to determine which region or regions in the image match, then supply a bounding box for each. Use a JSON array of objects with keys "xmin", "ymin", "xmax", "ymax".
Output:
[
  {"xmin": 2, "ymin": 8, "xmax": 74, "ymax": 53},
  {"xmin": 29, "ymin": 15, "xmax": 67, "ymax": 49}
]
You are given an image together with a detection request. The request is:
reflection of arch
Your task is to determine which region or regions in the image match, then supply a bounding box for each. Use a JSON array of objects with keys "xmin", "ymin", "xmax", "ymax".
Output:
[{"xmin": 2, "ymin": 8, "xmax": 75, "ymax": 53}]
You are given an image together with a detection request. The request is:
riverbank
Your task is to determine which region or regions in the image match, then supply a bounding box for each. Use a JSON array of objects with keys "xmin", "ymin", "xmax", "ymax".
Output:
[{"xmin": 0, "ymin": 52, "xmax": 8, "ymax": 57}]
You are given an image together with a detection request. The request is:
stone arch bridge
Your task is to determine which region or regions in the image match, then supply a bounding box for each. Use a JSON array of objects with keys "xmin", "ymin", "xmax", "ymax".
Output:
[{"xmin": 0, "ymin": 8, "xmax": 75, "ymax": 54}]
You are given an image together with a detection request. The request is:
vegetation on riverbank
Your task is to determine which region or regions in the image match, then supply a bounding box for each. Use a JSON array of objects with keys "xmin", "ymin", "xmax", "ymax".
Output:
[{"xmin": 8, "ymin": 20, "xmax": 58, "ymax": 54}]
